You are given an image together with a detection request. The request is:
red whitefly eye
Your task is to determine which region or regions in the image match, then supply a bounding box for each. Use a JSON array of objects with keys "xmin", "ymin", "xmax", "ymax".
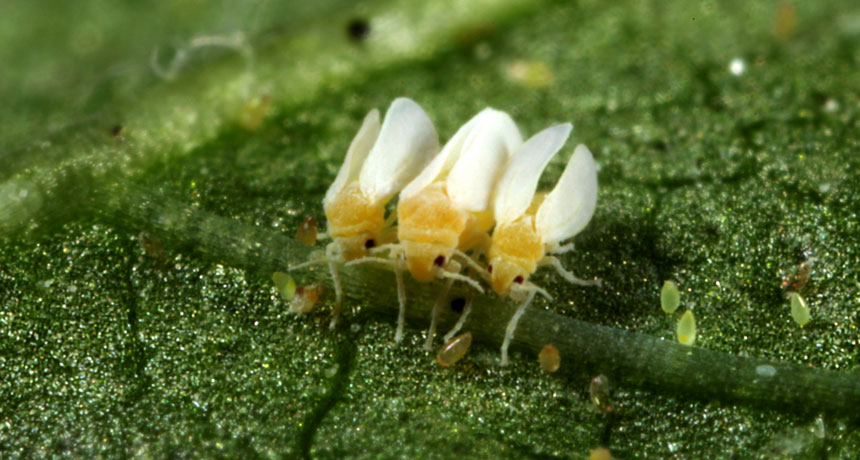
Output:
[
  {"xmin": 433, "ymin": 255, "xmax": 445, "ymax": 267},
  {"xmin": 487, "ymin": 265, "xmax": 493, "ymax": 273},
  {"xmin": 514, "ymin": 275, "xmax": 524, "ymax": 284}
]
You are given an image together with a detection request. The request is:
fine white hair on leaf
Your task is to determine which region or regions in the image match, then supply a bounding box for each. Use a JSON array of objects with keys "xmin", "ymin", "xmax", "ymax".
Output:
[{"xmin": 150, "ymin": 31, "xmax": 253, "ymax": 81}]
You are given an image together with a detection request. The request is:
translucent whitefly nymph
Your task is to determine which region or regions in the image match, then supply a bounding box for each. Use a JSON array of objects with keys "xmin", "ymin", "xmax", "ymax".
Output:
[
  {"xmin": 789, "ymin": 292, "xmax": 810, "ymax": 326},
  {"xmin": 272, "ymin": 271, "xmax": 296, "ymax": 300},
  {"xmin": 661, "ymin": 280, "xmax": 680, "ymax": 314},
  {"xmin": 353, "ymin": 108, "xmax": 522, "ymax": 344},
  {"xmin": 436, "ymin": 332, "xmax": 472, "ymax": 367},
  {"xmin": 488, "ymin": 123, "xmax": 600, "ymax": 365},
  {"xmin": 291, "ymin": 98, "xmax": 438, "ymax": 328},
  {"xmin": 538, "ymin": 344, "xmax": 561, "ymax": 372},
  {"xmin": 676, "ymin": 309, "xmax": 697, "ymax": 345}
]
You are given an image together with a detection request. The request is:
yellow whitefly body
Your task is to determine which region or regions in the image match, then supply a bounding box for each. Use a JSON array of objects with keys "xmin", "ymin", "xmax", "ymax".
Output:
[
  {"xmin": 398, "ymin": 183, "xmax": 494, "ymax": 282},
  {"xmin": 398, "ymin": 182, "xmax": 469, "ymax": 282},
  {"xmin": 324, "ymin": 182, "xmax": 386, "ymax": 262},
  {"xmin": 488, "ymin": 215, "xmax": 544, "ymax": 296}
]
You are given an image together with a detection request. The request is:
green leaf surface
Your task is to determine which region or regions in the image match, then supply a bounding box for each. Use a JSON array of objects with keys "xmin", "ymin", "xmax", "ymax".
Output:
[{"xmin": 3, "ymin": 0, "xmax": 860, "ymax": 458}]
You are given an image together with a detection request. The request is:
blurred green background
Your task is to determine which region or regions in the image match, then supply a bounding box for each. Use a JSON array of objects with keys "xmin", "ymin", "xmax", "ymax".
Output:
[{"xmin": 2, "ymin": 0, "xmax": 860, "ymax": 458}]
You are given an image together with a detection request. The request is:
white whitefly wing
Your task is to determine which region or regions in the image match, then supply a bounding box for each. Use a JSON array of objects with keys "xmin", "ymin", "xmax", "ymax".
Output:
[
  {"xmin": 535, "ymin": 144, "xmax": 598, "ymax": 246},
  {"xmin": 493, "ymin": 123, "xmax": 573, "ymax": 225},
  {"xmin": 400, "ymin": 108, "xmax": 486, "ymax": 200},
  {"xmin": 323, "ymin": 109, "xmax": 380, "ymax": 205},
  {"xmin": 358, "ymin": 97, "xmax": 439, "ymax": 204},
  {"xmin": 446, "ymin": 109, "xmax": 522, "ymax": 212}
]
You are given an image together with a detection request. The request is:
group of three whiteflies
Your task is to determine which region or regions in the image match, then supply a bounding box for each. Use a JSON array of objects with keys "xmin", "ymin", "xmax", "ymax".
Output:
[{"xmin": 291, "ymin": 97, "xmax": 600, "ymax": 365}]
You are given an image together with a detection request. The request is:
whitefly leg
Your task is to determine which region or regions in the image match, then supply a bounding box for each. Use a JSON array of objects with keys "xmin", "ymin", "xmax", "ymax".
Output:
[
  {"xmin": 343, "ymin": 247, "xmax": 405, "ymax": 341},
  {"xmin": 425, "ymin": 276, "xmax": 455, "ymax": 351},
  {"xmin": 540, "ymin": 255, "xmax": 602, "ymax": 287},
  {"xmin": 450, "ymin": 247, "xmax": 491, "ymax": 282},
  {"xmin": 394, "ymin": 266, "xmax": 407, "ymax": 342},
  {"xmin": 442, "ymin": 296, "xmax": 472, "ymax": 344},
  {"xmin": 287, "ymin": 254, "xmax": 331, "ymax": 271},
  {"xmin": 345, "ymin": 256, "xmax": 398, "ymax": 268},
  {"xmin": 437, "ymin": 270, "xmax": 484, "ymax": 293},
  {"xmin": 500, "ymin": 290, "xmax": 537, "ymax": 366},
  {"xmin": 324, "ymin": 242, "xmax": 344, "ymax": 330},
  {"xmin": 369, "ymin": 243, "xmax": 402, "ymax": 255},
  {"xmin": 436, "ymin": 260, "xmax": 472, "ymax": 344},
  {"xmin": 328, "ymin": 261, "xmax": 343, "ymax": 330},
  {"xmin": 550, "ymin": 242, "xmax": 575, "ymax": 254}
]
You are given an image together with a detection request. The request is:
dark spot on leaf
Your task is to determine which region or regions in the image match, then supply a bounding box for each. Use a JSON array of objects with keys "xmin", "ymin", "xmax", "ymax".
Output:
[
  {"xmin": 649, "ymin": 139, "xmax": 667, "ymax": 152},
  {"xmin": 347, "ymin": 18, "xmax": 370, "ymax": 42}
]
